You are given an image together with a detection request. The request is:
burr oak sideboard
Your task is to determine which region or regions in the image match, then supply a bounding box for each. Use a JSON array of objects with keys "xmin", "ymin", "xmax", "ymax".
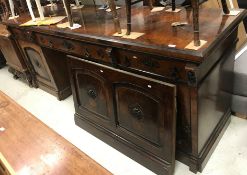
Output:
[{"xmin": 3, "ymin": 6, "xmax": 246, "ymax": 175}]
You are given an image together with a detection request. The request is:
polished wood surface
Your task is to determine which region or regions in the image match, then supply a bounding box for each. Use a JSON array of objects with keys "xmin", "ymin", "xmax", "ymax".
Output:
[
  {"xmin": 69, "ymin": 56, "xmax": 177, "ymax": 174},
  {"xmin": 68, "ymin": 27, "xmax": 237, "ymax": 174},
  {"xmin": 3, "ymin": 6, "xmax": 246, "ymax": 62},
  {"xmin": 202, "ymin": 0, "xmax": 247, "ymax": 50},
  {"xmin": 0, "ymin": 91, "xmax": 111, "ymax": 175},
  {"xmin": 3, "ymin": 4, "xmax": 246, "ymax": 175}
]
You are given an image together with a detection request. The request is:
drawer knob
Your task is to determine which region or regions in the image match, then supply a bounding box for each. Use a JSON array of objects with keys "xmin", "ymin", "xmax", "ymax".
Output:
[
  {"xmin": 129, "ymin": 104, "xmax": 143, "ymax": 120},
  {"xmin": 87, "ymin": 89, "xmax": 97, "ymax": 99}
]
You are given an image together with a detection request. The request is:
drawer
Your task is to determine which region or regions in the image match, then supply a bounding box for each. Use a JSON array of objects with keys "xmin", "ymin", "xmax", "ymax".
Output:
[
  {"xmin": 115, "ymin": 50, "xmax": 187, "ymax": 81},
  {"xmin": 11, "ymin": 28, "xmax": 34, "ymax": 42},
  {"xmin": 36, "ymin": 33, "xmax": 113, "ymax": 64}
]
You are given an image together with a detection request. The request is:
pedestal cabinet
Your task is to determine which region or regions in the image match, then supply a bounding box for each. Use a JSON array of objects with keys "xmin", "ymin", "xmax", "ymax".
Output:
[
  {"xmin": 68, "ymin": 56, "xmax": 177, "ymax": 175},
  {"xmin": 8, "ymin": 27, "xmax": 72, "ymax": 100}
]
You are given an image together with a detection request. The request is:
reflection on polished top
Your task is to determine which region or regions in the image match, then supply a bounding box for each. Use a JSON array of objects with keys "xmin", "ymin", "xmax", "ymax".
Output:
[
  {"xmin": 0, "ymin": 91, "xmax": 111, "ymax": 175},
  {"xmin": 3, "ymin": 6, "xmax": 246, "ymax": 62}
]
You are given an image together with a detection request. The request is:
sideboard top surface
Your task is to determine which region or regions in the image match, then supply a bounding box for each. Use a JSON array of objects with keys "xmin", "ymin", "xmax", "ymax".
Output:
[{"xmin": 3, "ymin": 6, "xmax": 246, "ymax": 62}]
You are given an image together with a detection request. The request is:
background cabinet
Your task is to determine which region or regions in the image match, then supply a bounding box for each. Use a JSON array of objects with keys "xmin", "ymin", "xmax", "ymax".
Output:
[
  {"xmin": 17, "ymin": 40, "xmax": 71, "ymax": 100},
  {"xmin": 0, "ymin": 24, "xmax": 30, "ymax": 84}
]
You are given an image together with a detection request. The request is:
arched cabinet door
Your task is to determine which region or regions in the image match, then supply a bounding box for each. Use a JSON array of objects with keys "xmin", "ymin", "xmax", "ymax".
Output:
[
  {"xmin": 112, "ymin": 70, "xmax": 176, "ymax": 163},
  {"xmin": 68, "ymin": 55, "xmax": 177, "ymax": 174},
  {"xmin": 18, "ymin": 40, "xmax": 54, "ymax": 88},
  {"xmin": 24, "ymin": 47, "xmax": 50, "ymax": 81},
  {"xmin": 69, "ymin": 57, "xmax": 114, "ymax": 129}
]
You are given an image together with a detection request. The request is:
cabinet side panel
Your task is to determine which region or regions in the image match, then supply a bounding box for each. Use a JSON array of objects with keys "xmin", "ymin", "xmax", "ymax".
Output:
[
  {"xmin": 198, "ymin": 45, "xmax": 235, "ymax": 152},
  {"xmin": 0, "ymin": 37, "xmax": 26, "ymax": 71}
]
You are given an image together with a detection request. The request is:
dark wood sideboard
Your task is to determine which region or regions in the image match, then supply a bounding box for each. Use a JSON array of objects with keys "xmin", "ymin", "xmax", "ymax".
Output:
[{"xmin": 3, "ymin": 5, "xmax": 246, "ymax": 175}]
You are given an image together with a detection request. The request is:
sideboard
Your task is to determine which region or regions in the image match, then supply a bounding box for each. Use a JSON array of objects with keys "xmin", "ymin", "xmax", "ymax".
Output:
[{"xmin": 3, "ymin": 5, "xmax": 246, "ymax": 175}]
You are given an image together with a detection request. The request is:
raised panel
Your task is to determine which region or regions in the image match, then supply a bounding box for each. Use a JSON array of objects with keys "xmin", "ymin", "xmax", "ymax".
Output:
[
  {"xmin": 115, "ymin": 84, "xmax": 162, "ymax": 146},
  {"xmin": 112, "ymin": 72, "xmax": 176, "ymax": 161},
  {"xmin": 17, "ymin": 40, "xmax": 55, "ymax": 88},
  {"xmin": 70, "ymin": 58, "xmax": 114, "ymax": 128},
  {"xmin": 25, "ymin": 48, "xmax": 51, "ymax": 81},
  {"xmin": 74, "ymin": 69, "xmax": 111, "ymax": 121}
]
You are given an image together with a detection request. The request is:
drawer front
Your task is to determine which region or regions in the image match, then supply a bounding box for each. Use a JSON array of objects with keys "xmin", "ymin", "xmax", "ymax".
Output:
[
  {"xmin": 68, "ymin": 55, "xmax": 176, "ymax": 162},
  {"xmin": 36, "ymin": 33, "xmax": 113, "ymax": 64},
  {"xmin": 11, "ymin": 28, "xmax": 34, "ymax": 42},
  {"xmin": 115, "ymin": 50, "xmax": 187, "ymax": 81}
]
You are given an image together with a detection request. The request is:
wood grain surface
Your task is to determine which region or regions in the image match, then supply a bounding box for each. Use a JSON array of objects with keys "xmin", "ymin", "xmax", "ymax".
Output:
[
  {"xmin": 0, "ymin": 91, "xmax": 111, "ymax": 175},
  {"xmin": 3, "ymin": 6, "xmax": 247, "ymax": 62}
]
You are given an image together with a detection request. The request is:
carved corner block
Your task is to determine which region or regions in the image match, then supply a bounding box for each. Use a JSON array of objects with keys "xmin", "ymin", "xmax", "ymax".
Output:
[{"xmin": 185, "ymin": 64, "xmax": 198, "ymax": 87}]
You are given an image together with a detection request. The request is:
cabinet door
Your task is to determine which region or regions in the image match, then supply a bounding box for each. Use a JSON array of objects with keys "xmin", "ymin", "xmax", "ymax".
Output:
[
  {"xmin": 69, "ymin": 57, "xmax": 114, "ymax": 129},
  {"xmin": 18, "ymin": 40, "xmax": 54, "ymax": 87},
  {"xmin": 25, "ymin": 48, "xmax": 50, "ymax": 81},
  {"xmin": 69, "ymin": 56, "xmax": 176, "ymax": 168},
  {"xmin": 112, "ymin": 69, "xmax": 176, "ymax": 162}
]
